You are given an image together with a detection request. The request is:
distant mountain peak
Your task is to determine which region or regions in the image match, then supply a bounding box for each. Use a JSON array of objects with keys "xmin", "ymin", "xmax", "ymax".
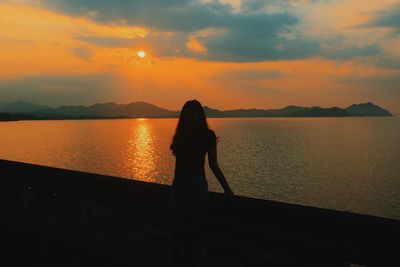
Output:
[
  {"xmin": 348, "ymin": 102, "xmax": 378, "ymax": 107},
  {"xmin": 346, "ymin": 102, "xmax": 392, "ymax": 117},
  {"xmin": 132, "ymin": 101, "xmax": 152, "ymax": 105},
  {"xmin": 203, "ymin": 106, "xmax": 221, "ymax": 112},
  {"xmin": 0, "ymin": 101, "xmax": 49, "ymax": 113},
  {"xmin": 283, "ymin": 105, "xmax": 304, "ymax": 109}
]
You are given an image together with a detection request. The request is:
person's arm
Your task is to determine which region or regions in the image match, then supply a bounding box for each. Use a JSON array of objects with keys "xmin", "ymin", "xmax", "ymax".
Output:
[{"xmin": 208, "ymin": 145, "xmax": 234, "ymax": 195}]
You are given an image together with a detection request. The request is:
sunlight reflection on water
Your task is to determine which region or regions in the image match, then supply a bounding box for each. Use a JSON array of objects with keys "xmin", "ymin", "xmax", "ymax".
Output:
[
  {"xmin": 125, "ymin": 120, "xmax": 156, "ymax": 182},
  {"xmin": 0, "ymin": 117, "xmax": 399, "ymax": 219}
]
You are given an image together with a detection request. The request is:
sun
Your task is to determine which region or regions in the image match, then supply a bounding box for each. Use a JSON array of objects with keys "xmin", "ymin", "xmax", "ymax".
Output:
[{"xmin": 137, "ymin": 51, "xmax": 146, "ymax": 58}]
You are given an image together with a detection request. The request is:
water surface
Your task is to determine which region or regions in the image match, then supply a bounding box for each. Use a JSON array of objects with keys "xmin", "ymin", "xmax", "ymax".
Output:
[{"xmin": 1, "ymin": 117, "xmax": 399, "ymax": 219}]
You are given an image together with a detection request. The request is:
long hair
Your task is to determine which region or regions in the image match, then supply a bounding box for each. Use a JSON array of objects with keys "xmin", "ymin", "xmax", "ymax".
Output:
[{"xmin": 170, "ymin": 100, "xmax": 209, "ymax": 155}]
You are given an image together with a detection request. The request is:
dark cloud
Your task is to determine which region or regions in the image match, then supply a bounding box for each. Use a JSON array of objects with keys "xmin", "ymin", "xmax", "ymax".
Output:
[
  {"xmin": 0, "ymin": 74, "xmax": 115, "ymax": 106},
  {"xmin": 75, "ymin": 14, "xmax": 319, "ymax": 62},
  {"xmin": 77, "ymin": 31, "xmax": 379, "ymax": 62},
  {"xmin": 375, "ymin": 57, "xmax": 400, "ymax": 69},
  {"xmin": 240, "ymin": 0, "xmax": 269, "ymax": 13},
  {"xmin": 364, "ymin": 3, "xmax": 400, "ymax": 33},
  {"xmin": 320, "ymin": 44, "xmax": 381, "ymax": 60},
  {"xmin": 43, "ymin": 0, "xmax": 318, "ymax": 61},
  {"xmin": 78, "ymin": 32, "xmax": 320, "ymax": 62},
  {"xmin": 240, "ymin": 0, "xmax": 332, "ymax": 12},
  {"xmin": 201, "ymin": 28, "xmax": 319, "ymax": 62},
  {"xmin": 43, "ymin": 0, "xmax": 233, "ymax": 32},
  {"xmin": 43, "ymin": 0, "xmax": 383, "ymax": 62}
]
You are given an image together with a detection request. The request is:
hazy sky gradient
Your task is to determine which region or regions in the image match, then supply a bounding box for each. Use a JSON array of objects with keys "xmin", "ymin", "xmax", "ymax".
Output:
[{"xmin": 0, "ymin": 0, "xmax": 399, "ymax": 113}]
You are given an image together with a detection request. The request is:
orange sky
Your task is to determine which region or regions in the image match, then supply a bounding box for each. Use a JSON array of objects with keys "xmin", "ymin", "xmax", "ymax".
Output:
[{"xmin": 0, "ymin": 0, "xmax": 399, "ymax": 114}]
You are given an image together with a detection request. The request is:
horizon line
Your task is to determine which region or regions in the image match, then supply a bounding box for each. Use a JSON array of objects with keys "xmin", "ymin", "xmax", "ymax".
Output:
[{"xmin": 0, "ymin": 100, "xmax": 390, "ymax": 113}]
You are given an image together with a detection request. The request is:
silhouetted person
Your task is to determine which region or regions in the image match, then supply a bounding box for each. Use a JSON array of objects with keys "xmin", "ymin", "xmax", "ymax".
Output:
[{"xmin": 168, "ymin": 99, "xmax": 234, "ymax": 266}]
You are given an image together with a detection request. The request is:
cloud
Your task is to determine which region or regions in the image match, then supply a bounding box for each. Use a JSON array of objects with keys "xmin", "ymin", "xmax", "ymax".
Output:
[
  {"xmin": 240, "ymin": 0, "xmax": 333, "ymax": 13},
  {"xmin": 34, "ymin": 0, "xmax": 387, "ymax": 62},
  {"xmin": 76, "ymin": 33, "xmax": 189, "ymax": 59},
  {"xmin": 364, "ymin": 3, "xmax": 400, "ymax": 34},
  {"xmin": 75, "ymin": 15, "xmax": 320, "ymax": 62},
  {"xmin": 240, "ymin": 0, "xmax": 270, "ymax": 13},
  {"xmin": 42, "ymin": 0, "xmax": 321, "ymax": 61},
  {"xmin": 201, "ymin": 28, "xmax": 319, "ymax": 62},
  {"xmin": 375, "ymin": 57, "xmax": 400, "ymax": 69},
  {"xmin": 320, "ymin": 44, "xmax": 381, "ymax": 60},
  {"xmin": 77, "ymin": 33, "xmax": 320, "ymax": 62},
  {"xmin": 42, "ymin": 0, "xmax": 233, "ymax": 32},
  {"xmin": 77, "ymin": 31, "xmax": 380, "ymax": 62},
  {"xmin": 0, "ymin": 74, "xmax": 115, "ymax": 106}
]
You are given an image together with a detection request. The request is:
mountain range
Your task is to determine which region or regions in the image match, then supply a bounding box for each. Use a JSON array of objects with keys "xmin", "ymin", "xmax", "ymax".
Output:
[{"xmin": 0, "ymin": 101, "xmax": 394, "ymax": 121}]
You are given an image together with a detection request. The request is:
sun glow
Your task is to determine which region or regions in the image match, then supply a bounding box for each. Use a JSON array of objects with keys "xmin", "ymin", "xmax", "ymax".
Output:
[{"xmin": 137, "ymin": 51, "xmax": 146, "ymax": 58}]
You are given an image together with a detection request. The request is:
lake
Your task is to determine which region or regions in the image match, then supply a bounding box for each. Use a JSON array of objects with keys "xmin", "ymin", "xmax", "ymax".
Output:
[{"xmin": 1, "ymin": 117, "xmax": 399, "ymax": 219}]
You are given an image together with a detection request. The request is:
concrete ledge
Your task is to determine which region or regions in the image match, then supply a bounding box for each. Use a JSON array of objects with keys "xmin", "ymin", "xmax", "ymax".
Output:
[{"xmin": 1, "ymin": 159, "xmax": 399, "ymax": 266}]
